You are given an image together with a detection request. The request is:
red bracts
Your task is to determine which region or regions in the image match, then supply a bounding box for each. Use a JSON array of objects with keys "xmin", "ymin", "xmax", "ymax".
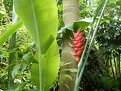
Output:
[{"xmin": 71, "ymin": 29, "xmax": 86, "ymax": 63}]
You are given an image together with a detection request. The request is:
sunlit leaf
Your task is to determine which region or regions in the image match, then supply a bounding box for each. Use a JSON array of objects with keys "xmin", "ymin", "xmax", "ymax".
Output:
[
  {"xmin": 74, "ymin": 18, "xmax": 93, "ymax": 29},
  {"xmin": 58, "ymin": 18, "xmax": 92, "ymax": 34},
  {"xmin": 13, "ymin": 0, "xmax": 60, "ymax": 91},
  {"xmin": 31, "ymin": 40, "xmax": 60, "ymax": 91},
  {"xmin": 13, "ymin": 0, "xmax": 58, "ymax": 53},
  {"xmin": 0, "ymin": 21, "xmax": 22, "ymax": 47}
]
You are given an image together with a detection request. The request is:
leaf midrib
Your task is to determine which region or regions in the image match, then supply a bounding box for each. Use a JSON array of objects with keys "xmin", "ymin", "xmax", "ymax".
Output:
[{"xmin": 30, "ymin": 0, "xmax": 42, "ymax": 90}]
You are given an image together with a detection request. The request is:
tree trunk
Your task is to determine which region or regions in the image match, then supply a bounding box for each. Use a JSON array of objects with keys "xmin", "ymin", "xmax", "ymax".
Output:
[
  {"xmin": 63, "ymin": 0, "xmax": 80, "ymax": 25},
  {"xmin": 59, "ymin": 0, "xmax": 80, "ymax": 91}
]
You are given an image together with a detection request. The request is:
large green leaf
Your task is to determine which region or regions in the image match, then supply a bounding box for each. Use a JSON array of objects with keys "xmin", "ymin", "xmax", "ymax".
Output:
[
  {"xmin": 0, "ymin": 20, "xmax": 22, "ymax": 47},
  {"xmin": 31, "ymin": 39, "xmax": 60, "ymax": 91},
  {"xmin": 13, "ymin": 0, "xmax": 58, "ymax": 53},
  {"xmin": 13, "ymin": 0, "xmax": 60, "ymax": 91}
]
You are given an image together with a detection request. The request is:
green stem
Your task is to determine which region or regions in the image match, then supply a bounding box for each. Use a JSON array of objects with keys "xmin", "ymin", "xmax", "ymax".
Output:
[
  {"xmin": 77, "ymin": 0, "xmax": 105, "ymax": 76},
  {"xmin": 113, "ymin": 51, "xmax": 117, "ymax": 78},
  {"xmin": 74, "ymin": 0, "xmax": 108, "ymax": 91},
  {"xmin": 8, "ymin": 5, "xmax": 18, "ymax": 90},
  {"xmin": 117, "ymin": 52, "xmax": 120, "ymax": 79},
  {"xmin": 8, "ymin": 32, "xmax": 16, "ymax": 89},
  {"xmin": 30, "ymin": 0, "xmax": 42, "ymax": 90},
  {"xmin": 109, "ymin": 55, "xmax": 115, "ymax": 78}
]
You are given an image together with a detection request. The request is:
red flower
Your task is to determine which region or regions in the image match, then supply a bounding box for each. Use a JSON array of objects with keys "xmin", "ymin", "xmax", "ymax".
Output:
[{"xmin": 71, "ymin": 29, "xmax": 86, "ymax": 63}]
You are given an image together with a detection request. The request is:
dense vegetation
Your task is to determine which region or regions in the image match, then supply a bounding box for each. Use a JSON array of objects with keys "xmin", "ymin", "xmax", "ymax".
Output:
[{"xmin": 0, "ymin": 0, "xmax": 121, "ymax": 91}]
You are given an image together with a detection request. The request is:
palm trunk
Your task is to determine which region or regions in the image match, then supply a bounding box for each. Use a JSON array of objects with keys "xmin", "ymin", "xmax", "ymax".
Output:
[
  {"xmin": 63, "ymin": 0, "xmax": 80, "ymax": 25},
  {"xmin": 59, "ymin": 0, "xmax": 80, "ymax": 91}
]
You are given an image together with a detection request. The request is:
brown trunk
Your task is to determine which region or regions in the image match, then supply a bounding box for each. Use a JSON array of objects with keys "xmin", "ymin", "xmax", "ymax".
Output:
[{"xmin": 59, "ymin": 0, "xmax": 80, "ymax": 91}]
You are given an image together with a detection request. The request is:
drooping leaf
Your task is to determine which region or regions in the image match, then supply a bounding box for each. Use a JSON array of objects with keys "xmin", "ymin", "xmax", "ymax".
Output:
[
  {"xmin": 73, "ymin": 18, "xmax": 93, "ymax": 30},
  {"xmin": 63, "ymin": 74, "xmax": 72, "ymax": 80},
  {"xmin": 58, "ymin": 18, "xmax": 93, "ymax": 34},
  {"xmin": 0, "ymin": 20, "xmax": 22, "ymax": 47}
]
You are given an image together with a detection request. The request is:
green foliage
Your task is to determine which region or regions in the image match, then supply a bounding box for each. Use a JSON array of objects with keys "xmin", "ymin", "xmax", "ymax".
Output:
[
  {"xmin": 101, "ymin": 76, "xmax": 119, "ymax": 90},
  {"xmin": 74, "ymin": 0, "xmax": 109, "ymax": 90},
  {"xmin": 82, "ymin": 48, "xmax": 120, "ymax": 91},
  {"xmin": 0, "ymin": 20, "xmax": 22, "ymax": 47},
  {"xmin": 31, "ymin": 40, "xmax": 60, "ymax": 91},
  {"xmin": 13, "ymin": 0, "xmax": 60, "ymax": 90},
  {"xmin": 0, "ymin": 11, "xmax": 4, "ymax": 18},
  {"xmin": 0, "ymin": 0, "xmax": 121, "ymax": 90},
  {"xmin": 13, "ymin": 0, "xmax": 58, "ymax": 53},
  {"xmin": 97, "ymin": 21, "xmax": 121, "ymax": 48},
  {"xmin": 81, "ymin": 1, "xmax": 121, "ymax": 90},
  {"xmin": 58, "ymin": 18, "xmax": 92, "ymax": 34}
]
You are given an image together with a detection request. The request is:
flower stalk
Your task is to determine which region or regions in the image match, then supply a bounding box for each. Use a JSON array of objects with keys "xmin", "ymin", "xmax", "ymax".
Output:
[{"xmin": 73, "ymin": 0, "xmax": 108, "ymax": 91}]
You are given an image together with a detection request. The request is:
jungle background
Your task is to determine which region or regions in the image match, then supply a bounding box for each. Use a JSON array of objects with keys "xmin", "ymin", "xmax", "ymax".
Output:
[{"xmin": 0, "ymin": 0, "xmax": 121, "ymax": 91}]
